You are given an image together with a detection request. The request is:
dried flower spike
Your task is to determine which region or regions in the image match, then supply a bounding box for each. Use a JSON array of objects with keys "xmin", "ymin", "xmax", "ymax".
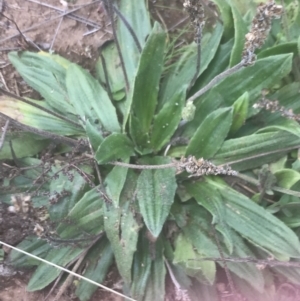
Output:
[
  {"xmin": 34, "ymin": 223, "xmax": 45, "ymax": 237},
  {"xmin": 10, "ymin": 194, "xmax": 32, "ymax": 215},
  {"xmin": 183, "ymin": 0, "xmax": 205, "ymax": 42},
  {"xmin": 177, "ymin": 156, "xmax": 238, "ymax": 177},
  {"xmin": 242, "ymin": 0, "xmax": 283, "ymax": 65},
  {"xmin": 253, "ymin": 97, "xmax": 300, "ymax": 122}
]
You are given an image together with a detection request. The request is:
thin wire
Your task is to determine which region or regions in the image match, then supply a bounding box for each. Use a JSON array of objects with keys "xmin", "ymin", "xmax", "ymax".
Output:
[{"xmin": 0, "ymin": 240, "xmax": 137, "ymax": 301}]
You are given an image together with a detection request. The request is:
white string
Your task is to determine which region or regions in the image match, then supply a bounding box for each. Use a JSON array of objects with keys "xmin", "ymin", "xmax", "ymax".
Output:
[{"xmin": 0, "ymin": 240, "xmax": 136, "ymax": 301}]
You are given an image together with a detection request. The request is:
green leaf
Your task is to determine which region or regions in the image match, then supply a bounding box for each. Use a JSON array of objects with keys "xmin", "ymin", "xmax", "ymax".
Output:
[
  {"xmin": 66, "ymin": 63, "xmax": 120, "ymax": 133},
  {"xmin": 186, "ymin": 179, "xmax": 300, "ymax": 258},
  {"xmin": 197, "ymin": 38, "xmax": 234, "ymax": 88},
  {"xmin": 214, "ymin": 54, "xmax": 293, "ymax": 106},
  {"xmin": 10, "ymin": 237, "xmax": 51, "ymax": 267},
  {"xmin": 95, "ymin": 41, "xmax": 125, "ymax": 101},
  {"xmin": 181, "ymin": 203, "xmax": 264, "ymax": 291},
  {"xmin": 273, "ymin": 261, "xmax": 300, "ymax": 286},
  {"xmin": 243, "ymin": 82, "xmax": 300, "ymax": 136},
  {"xmin": 0, "ymin": 96, "xmax": 82, "ymax": 136},
  {"xmin": 160, "ymin": 23, "xmax": 223, "ymax": 109},
  {"xmin": 104, "ymin": 163, "xmax": 129, "ymax": 207},
  {"xmin": 8, "ymin": 51, "xmax": 74, "ymax": 113},
  {"xmin": 210, "ymin": 0, "xmax": 233, "ymax": 40},
  {"xmin": 151, "ymin": 90, "xmax": 185, "ymax": 151},
  {"xmin": 85, "ymin": 120, "xmax": 103, "ymax": 151},
  {"xmin": 131, "ymin": 233, "xmax": 152, "ymax": 300},
  {"xmin": 56, "ymin": 187, "xmax": 104, "ymax": 238},
  {"xmin": 230, "ymin": 92, "xmax": 249, "ymax": 135},
  {"xmin": 226, "ymin": 229, "xmax": 265, "ymax": 292},
  {"xmin": 104, "ymin": 204, "xmax": 139, "ymax": 285},
  {"xmin": 95, "ymin": 133, "xmax": 134, "ymax": 164},
  {"xmin": 27, "ymin": 246, "xmax": 83, "ymax": 291},
  {"xmin": 214, "ymin": 131, "xmax": 300, "ymax": 171},
  {"xmin": 258, "ymin": 42, "xmax": 299, "ymax": 59},
  {"xmin": 228, "ymin": 3, "xmax": 248, "ymax": 66},
  {"xmin": 186, "ymin": 107, "xmax": 233, "ymax": 159},
  {"xmin": 0, "ymin": 132, "xmax": 49, "ymax": 160},
  {"xmin": 144, "ymin": 238, "xmax": 166, "ymax": 301},
  {"xmin": 192, "ymin": 54, "xmax": 293, "ymax": 107},
  {"xmin": 136, "ymin": 157, "xmax": 177, "ymax": 238},
  {"xmin": 274, "ymin": 169, "xmax": 300, "ymax": 189},
  {"xmin": 75, "ymin": 238, "xmax": 113, "ymax": 301},
  {"xmin": 116, "ymin": 0, "xmax": 152, "ymax": 126},
  {"xmin": 48, "ymin": 164, "xmax": 92, "ymax": 222},
  {"xmin": 256, "ymin": 118, "xmax": 300, "ymax": 138},
  {"xmin": 117, "ymin": 0, "xmax": 151, "ymax": 84},
  {"xmin": 129, "ymin": 22, "xmax": 166, "ymax": 148},
  {"xmin": 173, "ymin": 234, "xmax": 216, "ymax": 285}
]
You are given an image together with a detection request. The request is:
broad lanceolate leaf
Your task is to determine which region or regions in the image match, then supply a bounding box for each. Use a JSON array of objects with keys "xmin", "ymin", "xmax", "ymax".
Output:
[
  {"xmin": 96, "ymin": 41, "xmax": 126, "ymax": 101},
  {"xmin": 143, "ymin": 238, "xmax": 166, "ymax": 301},
  {"xmin": 75, "ymin": 238, "xmax": 113, "ymax": 301},
  {"xmin": 27, "ymin": 246, "xmax": 83, "ymax": 291},
  {"xmin": 173, "ymin": 234, "xmax": 216, "ymax": 285},
  {"xmin": 48, "ymin": 164, "xmax": 92, "ymax": 223},
  {"xmin": 192, "ymin": 54, "xmax": 293, "ymax": 107},
  {"xmin": 104, "ymin": 204, "xmax": 139, "ymax": 285},
  {"xmin": 85, "ymin": 119, "xmax": 103, "ymax": 151},
  {"xmin": 229, "ymin": 92, "xmax": 249, "ymax": 135},
  {"xmin": 213, "ymin": 131, "xmax": 300, "ymax": 171},
  {"xmin": 151, "ymin": 90, "xmax": 185, "ymax": 151},
  {"xmin": 95, "ymin": 133, "xmax": 134, "ymax": 164},
  {"xmin": 160, "ymin": 23, "xmax": 224, "ymax": 109},
  {"xmin": 228, "ymin": 3, "xmax": 248, "ymax": 67},
  {"xmin": 274, "ymin": 169, "xmax": 300, "ymax": 189},
  {"xmin": 66, "ymin": 63, "xmax": 120, "ymax": 133},
  {"xmin": 256, "ymin": 118, "xmax": 300, "ymax": 138},
  {"xmin": 129, "ymin": 22, "xmax": 166, "ymax": 148},
  {"xmin": 56, "ymin": 187, "xmax": 104, "ymax": 238},
  {"xmin": 210, "ymin": 0, "xmax": 233, "ymax": 40},
  {"xmin": 186, "ymin": 179, "xmax": 300, "ymax": 258},
  {"xmin": 116, "ymin": 0, "xmax": 152, "ymax": 126},
  {"xmin": 131, "ymin": 233, "xmax": 153, "ymax": 299},
  {"xmin": 258, "ymin": 42, "xmax": 299, "ymax": 59},
  {"xmin": 10, "ymin": 237, "xmax": 51, "ymax": 267},
  {"xmin": 240, "ymin": 82, "xmax": 300, "ymax": 136},
  {"xmin": 117, "ymin": 0, "xmax": 151, "ymax": 84},
  {"xmin": 197, "ymin": 38, "xmax": 234, "ymax": 88},
  {"xmin": 186, "ymin": 107, "xmax": 233, "ymax": 159},
  {"xmin": 136, "ymin": 157, "xmax": 177, "ymax": 238},
  {"xmin": 212, "ymin": 54, "xmax": 293, "ymax": 106},
  {"xmin": 0, "ymin": 96, "xmax": 82, "ymax": 136},
  {"xmin": 8, "ymin": 51, "xmax": 74, "ymax": 113},
  {"xmin": 0, "ymin": 132, "xmax": 49, "ymax": 160},
  {"xmin": 175, "ymin": 203, "xmax": 264, "ymax": 291},
  {"xmin": 104, "ymin": 163, "xmax": 129, "ymax": 207},
  {"xmin": 191, "ymin": 43, "xmax": 276, "ymax": 136}
]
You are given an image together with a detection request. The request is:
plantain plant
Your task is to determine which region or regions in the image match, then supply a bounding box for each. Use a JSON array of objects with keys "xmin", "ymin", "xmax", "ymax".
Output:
[{"xmin": 1, "ymin": 0, "xmax": 300, "ymax": 300}]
